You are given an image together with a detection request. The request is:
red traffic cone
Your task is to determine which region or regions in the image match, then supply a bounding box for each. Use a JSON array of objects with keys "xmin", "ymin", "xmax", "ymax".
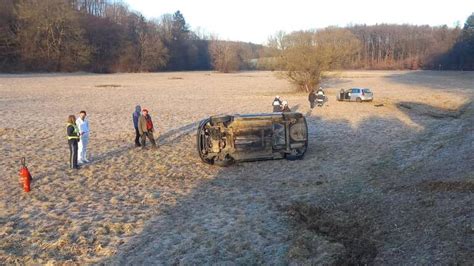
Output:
[{"xmin": 19, "ymin": 157, "xmax": 32, "ymax": 192}]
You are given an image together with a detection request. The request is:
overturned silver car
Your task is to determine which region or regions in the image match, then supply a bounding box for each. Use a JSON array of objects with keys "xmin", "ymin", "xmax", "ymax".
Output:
[{"xmin": 197, "ymin": 112, "xmax": 308, "ymax": 166}]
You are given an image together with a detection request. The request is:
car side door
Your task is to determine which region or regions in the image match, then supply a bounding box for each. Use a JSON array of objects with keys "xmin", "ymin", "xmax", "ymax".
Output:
[{"xmin": 350, "ymin": 89, "xmax": 359, "ymax": 101}]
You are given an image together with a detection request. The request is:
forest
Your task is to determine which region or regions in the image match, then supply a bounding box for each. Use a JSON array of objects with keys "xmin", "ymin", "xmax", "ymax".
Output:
[{"xmin": 0, "ymin": 0, "xmax": 473, "ymax": 73}]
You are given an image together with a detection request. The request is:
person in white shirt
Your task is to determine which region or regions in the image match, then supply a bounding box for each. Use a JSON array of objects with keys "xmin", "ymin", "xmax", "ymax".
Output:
[
  {"xmin": 273, "ymin": 95, "xmax": 282, "ymax": 112},
  {"xmin": 76, "ymin": 110, "xmax": 90, "ymax": 163},
  {"xmin": 317, "ymin": 87, "xmax": 324, "ymax": 96}
]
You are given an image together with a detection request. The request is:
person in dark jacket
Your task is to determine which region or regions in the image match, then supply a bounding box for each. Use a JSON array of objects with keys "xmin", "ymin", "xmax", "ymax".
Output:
[
  {"xmin": 308, "ymin": 89, "xmax": 317, "ymax": 109},
  {"xmin": 66, "ymin": 115, "xmax": 80, "ymax": 169},
  {"xmin": 273, "ymin": 95, "xmax": 282, "ymax": 112},
  {"xmin": 138, "ymin": 109, "xmax": 157, "ymax": 149},
  {"xmin": 340, "ymin": 89, "xmax": 345, "ymax": 100},
  {"xmin": 132, "ymin": 105, "xmax": 141, "ymax": 147}
]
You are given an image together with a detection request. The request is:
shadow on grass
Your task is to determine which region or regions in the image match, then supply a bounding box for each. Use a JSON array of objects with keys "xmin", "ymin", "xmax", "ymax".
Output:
[
  {"xmin": 386, "ymin": 70, "xmax": 474, "ymax": 93},
  {"xmin": 104, "ymin": 99, "xmax": 472, "ymax": 264}
]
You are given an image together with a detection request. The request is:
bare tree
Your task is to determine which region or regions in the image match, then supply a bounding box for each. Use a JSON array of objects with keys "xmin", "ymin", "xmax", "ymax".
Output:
[
  {"xmin": 209, "ymin": 37, "xmax": 241, "ymax": 73},
  {"xmin": 140, "ymin": 21, "xmax": 169, "ymax": 71},
  {"xmin": 276, "ymin": 28, "xmax": 360, "ymax": 92},
  {"xmin": 0, "ymin": 0, "xmax": 19, "ymax": 70},
  {"xmin": 267, "ymin": 30, "xmax": 287, "ymax": 50},
  {"xmin": 17, "ymin": 0, "xmax": 90, "ymax": 71}
]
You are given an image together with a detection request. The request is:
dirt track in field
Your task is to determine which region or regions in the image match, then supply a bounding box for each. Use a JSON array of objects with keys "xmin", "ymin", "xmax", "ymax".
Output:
[{"xmin": 0, "ymin": 71, "xmax": 472, "ymax": 264}]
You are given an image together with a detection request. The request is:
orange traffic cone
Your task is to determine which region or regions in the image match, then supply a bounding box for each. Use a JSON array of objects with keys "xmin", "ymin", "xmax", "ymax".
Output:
[{"xmin": 19, "ymin": 157, "xmax": 32, "ymax": 192}]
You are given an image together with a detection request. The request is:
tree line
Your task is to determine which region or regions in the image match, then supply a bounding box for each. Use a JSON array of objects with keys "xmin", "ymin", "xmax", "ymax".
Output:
[
  {"xmin": 0, "ymin": 1, "xmax": 472, "ymax": 75},
  {"xmin": 261, "ymin": 14, "xmax": 473, "ymax": 91},
  {"xmin": 0, "ymin": 0, "xmax": 263, "ymax": 72},
  {"xmin": 264, "ymin": 16, "xmax": 473, "ymax": 71}
]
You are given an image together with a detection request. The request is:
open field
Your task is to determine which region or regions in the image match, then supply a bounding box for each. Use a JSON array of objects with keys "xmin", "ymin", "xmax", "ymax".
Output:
[{"xmin": 0, "ymin": 70, "xmax": 473, "ymax": 264}]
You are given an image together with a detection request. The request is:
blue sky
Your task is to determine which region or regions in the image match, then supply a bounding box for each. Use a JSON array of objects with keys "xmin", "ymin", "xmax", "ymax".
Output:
[{"xmin": 125, "ymin": 0, "xmax": 474, "ymax": 44}]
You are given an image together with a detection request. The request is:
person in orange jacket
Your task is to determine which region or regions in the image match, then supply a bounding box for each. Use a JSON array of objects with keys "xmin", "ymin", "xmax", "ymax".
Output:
[{"xmin": 138, "ymin": 109, "xmax": 157, "ymax": 149}]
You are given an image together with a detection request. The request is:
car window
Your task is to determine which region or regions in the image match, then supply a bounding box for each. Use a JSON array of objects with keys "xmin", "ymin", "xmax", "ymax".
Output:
[
  {"xmin": 363, "ymin": 89, "xmax": 371, "ymax": 93},
  {"xmin": 352, "ymin": 89, "xmax": 360, "ymax": 93}
]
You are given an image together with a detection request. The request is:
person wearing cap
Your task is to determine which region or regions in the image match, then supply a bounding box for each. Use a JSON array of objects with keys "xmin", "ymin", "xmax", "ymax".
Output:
[
  {"xmin": 76, "ymin": 110, "xmax": 90, "ymax": 163},
  {"xmin": 273, "ymin": 95, "xmax": 282, "ymax": 112},
  {"xmin": 138, "ymin": 108, "xmax": 157, "ymax": 149},
  {"xmin": 281, "ymin": 101, "xmax": 291, "ymax": 112},
  {"xmin": 312, "ymin": 87, "xmax": 326, "ymax": 106},
  {"xmin": 132, "ymin": 105, "xmax": 142, "ymax": 147},
  {"xmin": 317, "ymin": 87, "xmax": 325, "ymax": 96},
  {"xmin": 67, "ymin": 115, "xmax": 80, "ymax": 169}
]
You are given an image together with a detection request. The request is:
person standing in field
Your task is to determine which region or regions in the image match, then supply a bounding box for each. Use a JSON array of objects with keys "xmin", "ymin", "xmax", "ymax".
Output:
[
  {"xmin": 76, "ymin": 110, "xmax": 90, "ymax": 163},
  {"xmin": 138, "ymin": 108, "xmax": 157, "ymax": 149},
  {"xmin": 67, "ymin": 115, "xmax": 80, "ymax": 169},
  {"xmin": 316, "ymin": 87, "xmax": 326, "ymax": 107},
  {"xmin": 281, "ymin": 101, "xmax": 291, "ymax": 112},
  {"xmin": 273, "ymin": 95, "xmax": 282, "ymax": 112},
  {"xmin": 132, "ymin": 105, "xmax": 142, "ymax": 147},
  {"xmin": 308, "ymin": 89, "xmax": 317, "ymax": 109}
]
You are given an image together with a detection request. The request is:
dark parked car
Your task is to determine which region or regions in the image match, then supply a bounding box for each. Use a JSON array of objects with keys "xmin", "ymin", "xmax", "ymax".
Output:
[{"xmin": 197, "ymin": 112, "xmax": 308, "ymax": 166}]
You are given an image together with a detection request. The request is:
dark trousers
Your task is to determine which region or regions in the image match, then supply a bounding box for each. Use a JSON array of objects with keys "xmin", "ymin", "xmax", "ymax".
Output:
[
  {"xmin": 68, "ymin": 139, "xmax": 79, "ymax": 168},
  {"xmin": 134, "ymin": 128, "xmax": 141, "ymax": 146},
  {"xmin": 141, "ymin": 132, "xmax": 156, "ymax": 147},
  {"xmin": 310, "ymin": 101, "xmax": 315, "ymax": 109}
]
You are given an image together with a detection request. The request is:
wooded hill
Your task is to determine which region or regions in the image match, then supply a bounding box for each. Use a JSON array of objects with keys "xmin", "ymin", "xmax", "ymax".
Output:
[{"xmin": 0, "ymin": 0, "xmax": 472, "ymax": 73}]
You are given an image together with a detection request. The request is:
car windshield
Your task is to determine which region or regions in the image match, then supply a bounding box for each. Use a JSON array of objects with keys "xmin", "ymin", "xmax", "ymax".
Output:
[{"xmin": 363, "ymin": 89, "xmax": 371, "ymax": 93}]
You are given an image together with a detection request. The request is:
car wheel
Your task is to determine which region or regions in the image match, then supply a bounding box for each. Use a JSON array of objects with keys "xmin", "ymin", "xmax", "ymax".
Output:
[
  {"xmin": 197, "ymin": 119, "xmax": 214, "ymax": 164},
  {"xmin": 213, "ymin": 154, "xmax": 235, "ymax": 166},
  {"xmin": 211, "ymin": 115, "xmax": 232, "ymax": 125},
  {"xmin": 356, "ymin": 97, "xmax": 362, "ymax": 103}
]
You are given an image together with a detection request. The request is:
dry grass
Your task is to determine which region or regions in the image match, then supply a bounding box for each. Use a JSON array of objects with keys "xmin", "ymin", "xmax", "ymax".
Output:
[
  {"xmin": 0, "ymin": 70, "xmax": 472, "ymax": 264},
  {"xmin": 94, "ymin": 84, "xmax": 121, "ymax": 88}
]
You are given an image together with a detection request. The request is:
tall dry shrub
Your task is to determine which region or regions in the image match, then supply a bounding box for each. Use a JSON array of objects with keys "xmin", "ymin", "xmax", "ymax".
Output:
[{"xmin": 275, "ymin": 28, "xmax": 360, "ymax": 92}]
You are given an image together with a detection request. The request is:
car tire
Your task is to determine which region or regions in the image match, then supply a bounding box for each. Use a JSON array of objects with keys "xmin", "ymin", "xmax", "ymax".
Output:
[
  {"xmin": 213, "ymin": 155, "xmax": 234, "ymax": 166},
  {"xmin": 196, "ymin": 119, "xmax": 214, "ymax": 164},
  {"xmin": 356, "ymin": 97, "xmax": 362, "ymax": 103},
  {"xmin": 211, "ymin": 115, "xmax": 232, "ymax": 125}
]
